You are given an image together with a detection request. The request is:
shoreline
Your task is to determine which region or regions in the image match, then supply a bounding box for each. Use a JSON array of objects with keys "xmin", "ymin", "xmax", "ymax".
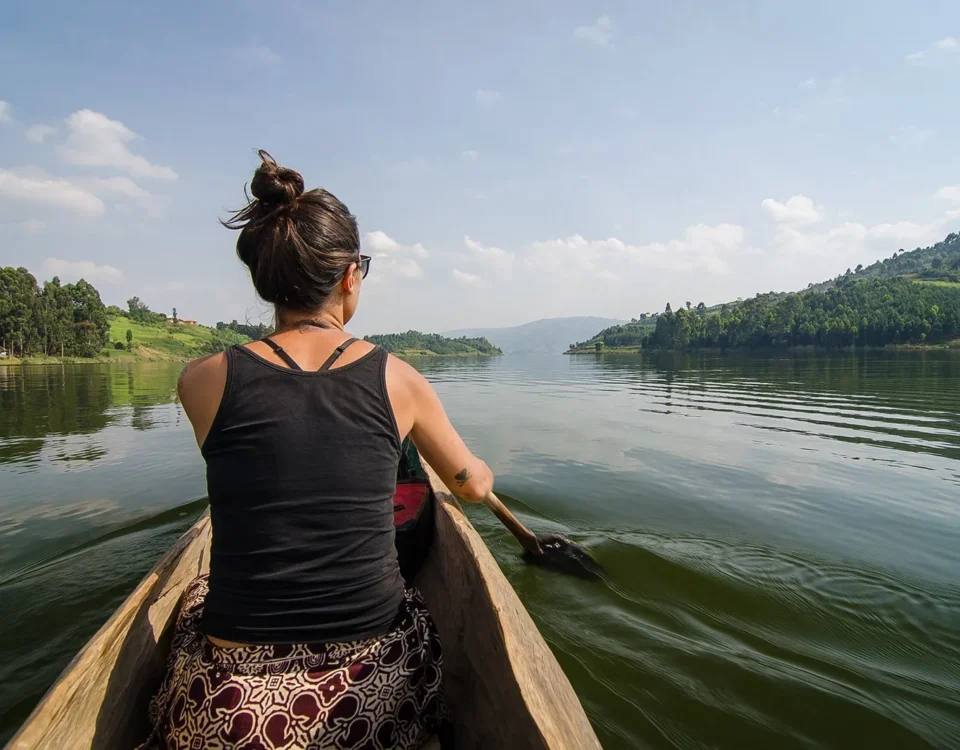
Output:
[
  {"xmin": 392, "ymin": 350, "xmax": 502, "ymax": 358},
  {"xmin": 1, "ymin": 350, "xmax": 502, "ymax": 366},
  {"xmin": 565, "ymin": 340, "xmax": 960, "ymax": 355}
]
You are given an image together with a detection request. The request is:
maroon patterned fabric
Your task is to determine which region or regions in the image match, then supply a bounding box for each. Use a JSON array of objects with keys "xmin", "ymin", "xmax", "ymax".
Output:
[{"xmin": 137, "ymin": 576, "xmax": 447, "ymax": 750}]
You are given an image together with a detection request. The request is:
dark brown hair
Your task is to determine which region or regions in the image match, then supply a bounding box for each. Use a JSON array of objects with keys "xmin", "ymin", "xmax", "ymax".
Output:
[{"xmin": 222, "ymin": 150, "xmax": 360, "ymax": 310}]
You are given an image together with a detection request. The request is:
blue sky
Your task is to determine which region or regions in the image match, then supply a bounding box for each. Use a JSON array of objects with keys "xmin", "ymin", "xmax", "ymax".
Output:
[{"xmin": 2, "ymin": 0, "xmax": 959, "ymax": 334}]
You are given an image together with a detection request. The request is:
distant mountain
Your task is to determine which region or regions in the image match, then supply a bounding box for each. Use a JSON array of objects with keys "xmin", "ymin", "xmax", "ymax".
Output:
[{"xmin": 443, "ymin": 317, "xmax": 627, "ymax": 354}]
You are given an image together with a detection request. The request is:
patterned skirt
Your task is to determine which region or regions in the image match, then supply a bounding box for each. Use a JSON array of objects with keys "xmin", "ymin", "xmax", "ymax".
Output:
[{"xmin": 137, "ymin": 576, "xmax": 448, "ymax": 750}]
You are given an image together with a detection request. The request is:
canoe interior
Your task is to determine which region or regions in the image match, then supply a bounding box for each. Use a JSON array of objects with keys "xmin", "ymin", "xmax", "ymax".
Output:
[{"xmin": 8, "ymin": 442, "xmax": 599, "ymax": 750}]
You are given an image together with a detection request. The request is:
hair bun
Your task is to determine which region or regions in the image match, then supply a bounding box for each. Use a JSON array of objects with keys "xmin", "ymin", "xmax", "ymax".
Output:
[{"xmin": 249, "ymin": 149, "xmax": 305, "ymax": 205}]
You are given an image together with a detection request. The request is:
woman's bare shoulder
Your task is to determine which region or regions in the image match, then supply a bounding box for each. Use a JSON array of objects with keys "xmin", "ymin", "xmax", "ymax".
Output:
[
  {"xmin": 178, "ymin": 351, "xmax": 228, "ymax": 400},
  {"xmin": 384, "ymin": 353, "xmax": 428, "ymax": 391}
]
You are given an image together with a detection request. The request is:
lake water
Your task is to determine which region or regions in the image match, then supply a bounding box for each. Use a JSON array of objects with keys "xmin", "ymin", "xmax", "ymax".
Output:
[{"xmin": 1, "ymin": 352, "xmax": 959, "ymax": 749}]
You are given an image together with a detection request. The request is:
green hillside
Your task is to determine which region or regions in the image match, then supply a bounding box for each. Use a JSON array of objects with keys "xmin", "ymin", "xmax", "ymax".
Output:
[
  {"xmin": 569, "ymin": 231, "xmax": 960, "ymax": 353},
  {"xmin": 104, "ymin": 315, "xmax": 250, "ymax": 361},
  {"xmin": 805, "ymin": 232, "xmax": 960, "ymax": 293},
  {"xmin": 364, "ymin": 331, "xmax": 501, "ymax": 356}
]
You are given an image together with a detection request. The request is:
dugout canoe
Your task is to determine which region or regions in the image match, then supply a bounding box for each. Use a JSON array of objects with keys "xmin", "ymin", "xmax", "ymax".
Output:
[{"xmin": 7, "ymin": 455, "xmax": 601, "ymax": 750}]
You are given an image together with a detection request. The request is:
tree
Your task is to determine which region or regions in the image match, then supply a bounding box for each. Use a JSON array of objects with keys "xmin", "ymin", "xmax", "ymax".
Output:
[
  {"xmin": 42, "ymin": 277, "xmax": 72, "ymax": 357},
  {"xmin": 0, "ymin": 267, "xmax": 39, "ymax": 356},
  {"xmin": 932, "ymin": 256, "xmax": 943, "ymax": 269},
  {"xmin": 126, "ymin": 329, "xmax": 133, "ymax": 350},
  {"xmin": 128, "ymin": 297, "xmax": 147, "ymax": 317},
  {"xmin": 362, "ymin": 331, "xmax": 501, "ymax": 355},
  {"xmin": 685, "ymin": 301, "xmax": 692, "ymax": 310},
  {"xmin": 696, "ymin": 302, "xmax": 706, "ymax": 315},
  {"xmin": 172, "ymin": 307, "xmax": 178, "ymax": 325},
  {"xmin": 68, "ymin": 280, "xmax": 109, "ymax": 355},
  {"xmin": 594, "ymin": 341, "xmax": 603, "ymax": 352},
  {"xmin": 665, "ymin": 302, "xmax": 672, "ymax": 314},
  {"xmin": 855, "ymin": 264, "xmax": 863, "ymax": 273},
  {"xmin": 126, "ymin": 296, "xmax": 165, "ymax": 325}
]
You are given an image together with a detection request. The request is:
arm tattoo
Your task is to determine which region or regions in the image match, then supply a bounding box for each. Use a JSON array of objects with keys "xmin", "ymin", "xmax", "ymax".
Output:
[
  {"xmin": 177, "ymin": 365, "xmax": 188, "ymax": 395},
  {"xmin": 454, "ymin": 468, "xmax": 470, "ymax": 487}
]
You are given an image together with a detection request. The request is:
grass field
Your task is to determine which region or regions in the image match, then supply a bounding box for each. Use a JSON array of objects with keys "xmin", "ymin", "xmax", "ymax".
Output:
[
  {"xmin": 911, "ymin": 279, "xmax": 960, "ymax": 288},
  {"xmin": 106, "ymin": 316, "xmax": 247, "ymax": 360}
]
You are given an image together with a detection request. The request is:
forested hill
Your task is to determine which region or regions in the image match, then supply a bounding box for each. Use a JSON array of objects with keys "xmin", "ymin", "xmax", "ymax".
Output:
[
  {"xmin": 806, "ymin": 232, "xmax": 960, "ymax": 292},
  {"xmin": 0, "ymin": 266, "xmax": 260, "ymax": 361},
  {"xmin": 364, "ymin": 331, "xmax": 501, "ymax": 356},
  {"xmin": 569, "ymin": 231, "xmax": 960, "ymax": 353}
]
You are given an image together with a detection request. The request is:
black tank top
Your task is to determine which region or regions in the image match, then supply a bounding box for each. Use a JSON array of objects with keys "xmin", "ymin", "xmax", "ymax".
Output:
[{"xmin": 200, "ymin": 343, "xmax": 404, "ymax": 644}]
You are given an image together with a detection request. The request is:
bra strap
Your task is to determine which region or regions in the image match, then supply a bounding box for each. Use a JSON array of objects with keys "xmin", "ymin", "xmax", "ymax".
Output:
[
  {"xmin": 318, "ymin": 338, "xmax": 359, "ymax": 371},
  {"xmin": 262, "ymin": 337, "xmax": 303, "ymax": 371}
]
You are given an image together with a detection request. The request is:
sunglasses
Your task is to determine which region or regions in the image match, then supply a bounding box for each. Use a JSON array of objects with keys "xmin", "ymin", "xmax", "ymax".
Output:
[{"xmin": 357, "ymin": 255, "xmax": 371, "ymax": 280}]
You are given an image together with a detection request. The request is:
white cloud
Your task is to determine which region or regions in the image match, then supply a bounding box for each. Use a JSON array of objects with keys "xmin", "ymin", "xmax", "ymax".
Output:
[
  {"xmin": 25, "ymin": 124, "xmax": 57, "ymax": 143},
  {"xmin": 475, "ymin": 89, "xmax": 502, "ymax": 107},
  {"xmin": 23, "ymin": 219, "xmax": 46, "ymax": 234},
  {"xmin": 523, "ymin": 223, "xmax": 747, "ymax": 278},
  {"xmin": 773, "ymin": 210, "xmax": 958, "ymax": 259},
  {"xmin": 364, "ymin": 230, "xmax": 428, "ymax": 259},
  {"xmin": 362, "ymin": 231, "xmax": 427, "ymax": 282},
  {"xmin": 460, "ymin": 150, "xmax": 479, "ymax": 161},
  {"xmin": 366, "ymin": 231, "xmax": 400, "ymax": 252},
  {"xmin": 799, "ymin": 77, "xmax": 817, "ymax": 89},
  {"xmin": 889, "ymin": 126, "xmax": 934, "ymax": 146},
  {"xmin": 905, "ymin": 37, "xmax": 958, "ymax": 65},
  {"xmin": 43, "ymin": 258, "xmax": 123, "ymax": 284},
  {"xmin": 0, "ymin": 100, "xmax": 11, "ymax": 124},
  {"xmin": 89, "ymin": 176, "xmax": 168, "ymax": 216},
  {"xmin": 574, "ymin": 16, "xmax": 614, "ymax": 47},
  {"xmin": 464, "ymin": 235, "xmax": 515, "ymax": 275},
  {"xmin": 59, "ymin": 109, "xmax": 177, "ymax": 180},
  {"xmin": 766, "ymin": 187, "xmax": 960, "ymax": 261},
  {"xmin": 452, "ymin": 269, "xmax": 484, "ymax": 287},
  {"xmin": 868, "ymin": 219, "xmax": 947, "ymax": 242},
  {"xmin": 772, "ymin": 223, "xmax": 868, "ymax": 258},
  {"xmin": 761, "ymin": 195, "xmax": 824, "ymax": 224},
  {"xmin": 935, "ymin": 185, "xmax": 960, "ymax": 204},
  {"xmin": 368, "ymin": 257, "xmax": 423, "ymax": 282},
  {"xmin": 0, "ymin": 168, "xmax": 105, "ymax": 216}
]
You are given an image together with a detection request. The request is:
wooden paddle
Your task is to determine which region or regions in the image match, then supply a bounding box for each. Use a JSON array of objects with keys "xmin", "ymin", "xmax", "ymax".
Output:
[
  {"xmin": 483, "ymin": 491, "xmax": 544, "ymax": 555},
  {"xmin": 483, "ymin": 491, "xmax": 604, "ymax": 580}
]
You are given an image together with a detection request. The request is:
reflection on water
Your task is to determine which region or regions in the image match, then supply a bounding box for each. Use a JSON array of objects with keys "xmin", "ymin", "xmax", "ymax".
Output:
[{"xmin": 1, "ymin": 352, "xmax": 959, "ymax": 748}]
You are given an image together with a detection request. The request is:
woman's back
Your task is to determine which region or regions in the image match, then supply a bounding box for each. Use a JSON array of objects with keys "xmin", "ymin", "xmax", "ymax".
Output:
[
  {"xmin": 144, "ymin": 150, "xmax": 494, "ymax": 750},
  {"xmin": 201, "ymin": 342, "xmax": 404, "ymax": 644}
]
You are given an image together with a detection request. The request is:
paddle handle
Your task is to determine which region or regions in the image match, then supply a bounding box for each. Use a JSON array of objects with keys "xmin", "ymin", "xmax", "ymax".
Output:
[{"xmin": 483, "ymin": 491, "xmax": 543, "ymax": 556}]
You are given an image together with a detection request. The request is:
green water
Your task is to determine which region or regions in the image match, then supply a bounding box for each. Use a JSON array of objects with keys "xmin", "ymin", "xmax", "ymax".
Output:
[{"xmin": 1, "ymin": 353, "xmax": 959, "ymax": 748}]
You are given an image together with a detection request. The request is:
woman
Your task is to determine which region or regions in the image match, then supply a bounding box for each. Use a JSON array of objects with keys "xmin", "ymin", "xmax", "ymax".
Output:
[{"xmin": 140, "ymin": 151, "xmax": 493, "ymax": 750}]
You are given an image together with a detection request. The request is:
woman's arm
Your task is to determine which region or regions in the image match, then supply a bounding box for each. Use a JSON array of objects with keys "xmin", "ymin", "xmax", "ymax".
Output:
[{"xmin": 388, "ymin": 357, "xmax": 493, "ymax": 503}]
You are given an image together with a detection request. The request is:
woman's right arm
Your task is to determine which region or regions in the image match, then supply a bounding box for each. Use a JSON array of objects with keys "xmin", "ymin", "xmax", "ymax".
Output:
[{"xmin": 389, "ymin": 358, "xmax": 493, "ymax": 503}]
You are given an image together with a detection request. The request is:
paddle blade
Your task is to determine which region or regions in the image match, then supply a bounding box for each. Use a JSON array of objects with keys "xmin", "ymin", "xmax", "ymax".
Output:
[{"xmin": 522, "ymin": 535, "xmax": 604, "ymax": 580}]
